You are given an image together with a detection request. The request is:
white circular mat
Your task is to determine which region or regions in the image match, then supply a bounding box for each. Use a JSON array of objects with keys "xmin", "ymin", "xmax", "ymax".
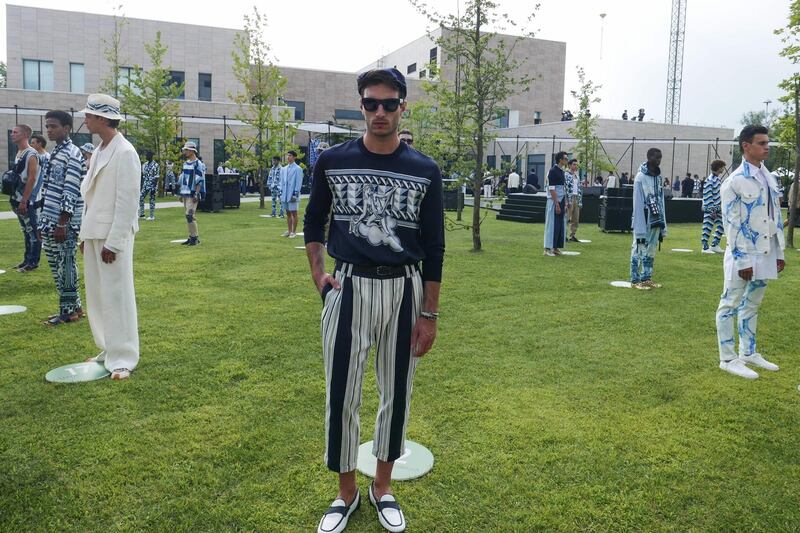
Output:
[{"xmin": 610, "ymin": 281, "xmax": 632, "ymax": 289}]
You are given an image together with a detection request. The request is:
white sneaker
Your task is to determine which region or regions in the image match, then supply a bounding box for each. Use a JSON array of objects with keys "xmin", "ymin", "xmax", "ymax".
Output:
[
  {"xmin": 719, "ymin": 359, "xmax": 759, "ymax": 379},
  {"xmin": 710, "ymin": 245, "xmax": 725, "ymax": 254},
  {"xmin": 318, "ymin": 490, "xmax": 360, "ymax": 533},
  {"xmin": 702, "ymin": 248, "xmax": 715, "ymax": 254},
  {"xmin": 147, "ymin": 216, "xmax": 155, "ymax": 221},
  {"xmin": 280, "ymin": 231, "xmax": 290, "ymax": 237},
  {"xmin": 289, "ymin": 232, "xmax": 297, "ymax": 238},
  {"xmin": 740, "ymin": 353, "xmax": 779, "ymax": 371}
]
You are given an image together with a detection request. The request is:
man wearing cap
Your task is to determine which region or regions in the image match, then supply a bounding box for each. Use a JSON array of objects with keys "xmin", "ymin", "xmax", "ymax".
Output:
[
  {"xmin": 279, "ymin": 150, "xmax": 303, "ymax": 238},
  {"xmin": 80, "ymin": 143, "xmax": 95, "ymax": 167},
  {"xmin": 178, "ymin": 142, "xmax": 205, "ymax": 245},
  {"xmin": 78, "ymin": 94, "xmax": 141, "ymax": 380},
  {"xmin": 139, "ymin": 151, "xmax": 159, "ymax": 221},
  {"xmin": 305, "ymin": 67, "xmax": 444, "ymax": 533},
  {"xmin": 38, "ymin": 110, "xmax": 85, "ymax": 325}
]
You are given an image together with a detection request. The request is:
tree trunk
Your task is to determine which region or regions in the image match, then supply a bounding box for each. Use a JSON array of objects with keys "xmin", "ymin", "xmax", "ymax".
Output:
[
  {"xmin": 788, "ymin": 82, "xmax": 799, "ymax": 247},
  {"xmin": 471, "ymin": 3, "xmax": 483, "ymax": 252},
  {"xmin": 258, "ymin": 164, "xmax": 265, "ymax": 209}
]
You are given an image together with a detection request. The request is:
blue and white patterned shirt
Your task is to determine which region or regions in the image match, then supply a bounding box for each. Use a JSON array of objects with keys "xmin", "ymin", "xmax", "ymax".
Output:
[
  {"xmin": 267, "ymin": 164, "xmax": 282, "ymax": 191},
  {"xmin": 142, "ymin": 160, "xmax": 159, "ymax": 191},
  {"xmin": 37, "ymin": 138, "xmax": 84, "ymax": 234},
  {"xmin": 702, "ymin": 173, "xmax": 722, "ymax": 213}
]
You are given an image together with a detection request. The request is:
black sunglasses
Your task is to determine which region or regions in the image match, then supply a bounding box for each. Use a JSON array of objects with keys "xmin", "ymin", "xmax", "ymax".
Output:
[
  {"xmin": 361, "ymin": 98, "xmax": 403, "ymax": 112},
  {"xmin": 400, "ymin": 137, "xmax": 413, "ymax": 144}
]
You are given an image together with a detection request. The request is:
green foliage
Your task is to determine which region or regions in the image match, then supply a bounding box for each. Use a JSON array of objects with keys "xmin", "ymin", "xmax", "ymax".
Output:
[
  {"xmin": 99, "ymin": 6, "xmax": 128, "ymax": 98},
  {"xmin": 119, "ymin": 31, "xmax": 184, "ymax": 196},
  {"xmin": 226, "ymin": 7, "xmax": 299, "ymax": 208},
  {"xmin": 739, "ymin": 109, "xmax": 782, "ymax": 129},
  {"xmin": 409, "ymin": 0, "xmax": 537, "ymax": 251},
  {"xmin": 774, "ymin": 0, "xmax": 800, "ymax": 243},
  {"xmin": 2, "ymin": 205, "xmax": 800, "ymax": 531},
  {"xmin": 567, "ymin": 67, "xmax": 615, "ymax": 177}
]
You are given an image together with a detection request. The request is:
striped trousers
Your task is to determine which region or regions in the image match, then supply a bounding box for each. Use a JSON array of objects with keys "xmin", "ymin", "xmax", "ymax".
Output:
[
  {"xmin": 702, "ymin": 210, "xmax": 724, "ymax": 249},
  {"xmin": 321, "ymin": 262, "xmax": 423, "ymax": 473},
  {"xmin": 42, "ymin": 231, "xmax": 82, "ymax": 315}
]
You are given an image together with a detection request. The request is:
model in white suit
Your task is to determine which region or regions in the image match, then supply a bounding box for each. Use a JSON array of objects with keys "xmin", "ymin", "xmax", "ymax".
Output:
[{"xmin": 78, "ymin": 94, "xmax": 141, "ymax": 380}]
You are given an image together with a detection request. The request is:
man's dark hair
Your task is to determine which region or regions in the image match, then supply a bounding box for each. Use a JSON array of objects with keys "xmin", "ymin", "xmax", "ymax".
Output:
[
  {"xmin": 272, "ymin": 156, "xmax": 281, "ymax": 163},
  {"xmin": 399, "ymin": 130, "xmax": 412, "ymax": 136},
  {"xmin": 107, "ymin": 119, "xmax": 120, "ymax": 129},
  {"xmin": 30, "ymin": 133, "xmax": 47, "ymax": 148},
  {"xmin": 357, "ymin": 68, "xmax": 407, "ymax": 99},
  {"xmin": 287, "ymin": 150, "xmax": 297, "ymax": 157},
  {"xmin": 646, "ymin": 147, "xmax": 661, "ymax": 158},
  {"xmin": 555, "ymin": 151, "xmax": 568, "ymax": 163},
  {"xmin": 45, "ymin": 110, "xmax": 73, "ymax": 129},
  {"xmin": 710, "ymin": 160, "xmax": 726, "ymax": 172},
  {"xmin": 738, "ymin": 124, "xmax": 769, "ymax": 150},
  {"xmin": 568, "ymin": 158, "xmax": 578, "ymax": 165}
]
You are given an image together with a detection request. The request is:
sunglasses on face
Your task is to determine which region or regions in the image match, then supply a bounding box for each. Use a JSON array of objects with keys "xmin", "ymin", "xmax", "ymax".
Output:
[
  {"xmin": 400, "ymin": 137, "xmax": 413, "ymax": 144},
  {"xmin": 361, "ymin": 97, "xmax": 403, "ymax": 112}
]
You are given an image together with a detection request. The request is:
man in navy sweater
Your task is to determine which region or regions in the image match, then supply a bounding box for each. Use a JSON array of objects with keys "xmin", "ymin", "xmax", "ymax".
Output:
[{"xmin": 305, "ymin": 68, "xmax": 444, "ymax": 533}]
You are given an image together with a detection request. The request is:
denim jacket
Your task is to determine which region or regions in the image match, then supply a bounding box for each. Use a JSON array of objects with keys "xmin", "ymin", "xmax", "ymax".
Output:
[{"xmin": 721, "ymin": 160, "xmax": 785, "ymax": 271}]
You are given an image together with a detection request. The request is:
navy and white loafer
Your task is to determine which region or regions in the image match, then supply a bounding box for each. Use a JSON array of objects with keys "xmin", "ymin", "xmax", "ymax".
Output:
[
  {"xmin": 317, "ymin": 490, "xmax": 360, "ymax": 533},
  {"xmin": 368, "ymin": 482, "xmax": 406, "ymax": 532}
]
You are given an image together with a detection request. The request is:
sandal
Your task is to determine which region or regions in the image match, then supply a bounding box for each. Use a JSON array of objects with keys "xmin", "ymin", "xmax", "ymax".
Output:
[
  {"xmin": 46, "ymin": 308, "xmax": 86, "ymax": 321},
  {"xmin": 44, "ymin": 312, "xmax": 80, "ymax": 326},
  {"xmin": 111, "ymin": 368, "xmax": 131, "ymax": 380}
]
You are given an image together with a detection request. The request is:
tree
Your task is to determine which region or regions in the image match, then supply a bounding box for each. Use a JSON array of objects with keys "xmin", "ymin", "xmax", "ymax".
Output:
[
  {"xmin": 119, "ymin": 31, "xmax": 184, "ymax": 196},
  {"xmin": 227, "ymin": 7, "xmax": 298, "ymax": 209},
  {"xmin": 567, "ymin": 67, "xmax": 615, "ymax": 180},
  {"xmin": 740, "ymin": 109, "xmax": 781, "ymax": 129},
  {"xmin": 775, "ymin": 0, "xmax": 800, "ymax": 245},
  {"xmin": 411, "ymin": 0, "xmax": 536, "ymax": 251},
  {"xmin": 0, "ymin": 62, "xmax": 7, "ymax": 88},
  {"xmin": 99, "ymin": 6, "xmax": 128, "ymax": 98}
]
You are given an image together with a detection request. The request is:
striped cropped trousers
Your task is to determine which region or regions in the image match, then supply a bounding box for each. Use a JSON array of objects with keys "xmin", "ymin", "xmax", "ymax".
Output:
[{"xmin": 321, "ymin": 262, "xmax": 423, "ymax": 473}]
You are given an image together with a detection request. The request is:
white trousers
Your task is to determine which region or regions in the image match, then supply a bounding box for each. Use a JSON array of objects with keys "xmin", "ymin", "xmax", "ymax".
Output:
[{"xmin": 83, "ymin": 239, "xmax": 140, "ymax": 372}]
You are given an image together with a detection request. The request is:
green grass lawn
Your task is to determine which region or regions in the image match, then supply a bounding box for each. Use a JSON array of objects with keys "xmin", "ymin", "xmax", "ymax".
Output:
[{"xmin": 1, "ymin": 203, "xmax": 799, "ymax": 532}]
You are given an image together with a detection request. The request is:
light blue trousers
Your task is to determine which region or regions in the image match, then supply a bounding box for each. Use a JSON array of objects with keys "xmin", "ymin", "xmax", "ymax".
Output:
[
  {"xmin": 630, "ymin": 227, "xmax": 660, "ymax": 283},
  {"xmin": 716, "ymin": 278, "xmax": 768, "ymax": 361}
]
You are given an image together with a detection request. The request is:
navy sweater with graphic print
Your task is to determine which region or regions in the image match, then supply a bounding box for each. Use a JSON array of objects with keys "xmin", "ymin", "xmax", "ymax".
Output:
[{"xmin": 304, "ymin": 137, "xmax": 445, "ymax": 283}]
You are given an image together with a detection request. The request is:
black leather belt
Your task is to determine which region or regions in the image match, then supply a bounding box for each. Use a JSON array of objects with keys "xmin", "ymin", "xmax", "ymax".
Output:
[{"xmin": 335, "ymin": 260, "xmax": 415, "ymax": 278}]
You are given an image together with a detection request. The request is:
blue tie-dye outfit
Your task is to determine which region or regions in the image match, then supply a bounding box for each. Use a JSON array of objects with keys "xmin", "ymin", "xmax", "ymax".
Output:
[
  {"xmin": 629, "ymin": 162, "xmax": 667, "ymax": 283},
  {"xmin": 715, "ymin": 160, "xmax": 784, "ymax": 361}
]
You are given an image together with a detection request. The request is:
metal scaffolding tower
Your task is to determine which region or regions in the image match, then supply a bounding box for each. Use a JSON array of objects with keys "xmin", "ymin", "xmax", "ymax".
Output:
[{"xmin": 664, "ymin": 0, "xmax": 687, "ymax": 124}]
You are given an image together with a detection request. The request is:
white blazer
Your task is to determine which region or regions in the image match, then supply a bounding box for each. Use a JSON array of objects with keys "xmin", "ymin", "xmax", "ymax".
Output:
[{"xmin": 79, "ymin": 133, "xmax": 141, "ymax": 252}]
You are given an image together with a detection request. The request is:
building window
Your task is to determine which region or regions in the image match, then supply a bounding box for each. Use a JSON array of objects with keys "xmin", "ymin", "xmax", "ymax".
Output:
[
  {"xmin": 334, "ymin": 109, "xmax": 364, "ymax": 121},
  {"xmin": 198, "ymin": 73, "xmax": 212, "ymax": 101},
  {"xmin": 429, "ymin": 47, "xmax": 438, "ymax": 66},
  {"xmin": 407, "ymin": 63, "xmax": 417, "ymax": 74},
  {"xmin": 534, "ymin": 111, "xmax": 542, "ymax": 125},
  {"xmin": 284, "ymin": 100, "xmax": 305, "ymax": 121},
  {"xmin": 169, "ymin": 71, "xmax": 185, "ymax": 99},
  {"xmin": 118, "ymin": 67, "xmax": 134, "ymax": 89},
  {"xmin": 494, "ymin": 108, "xmax": 510, "ymax": 128},
  {"xmin": 70, "ymin": 63, "xmax": 85, "ymax": 93},
  {"xmin": 419, "ymin": 69, "xmax": 426, "ymax": 78},
  {"xmin": 486, "ymin": 155, "xmax": 496, "ymax": 169},
  {"xmin": 23, "ymin": 59, "xmax": 54, "ymax": 91}
]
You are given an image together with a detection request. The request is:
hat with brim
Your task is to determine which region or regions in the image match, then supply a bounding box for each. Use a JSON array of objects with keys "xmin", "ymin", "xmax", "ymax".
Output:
[
  {"xmin": 80, "ymin": 143, "xmax": 95, "ymax": 154},
  {"xmin": 81, "ymin": 93, "xmax": 125, "ymax": 121},
  {"xmin": 181, "ymin": 141, "xmax": 198, "ymax": 153}
]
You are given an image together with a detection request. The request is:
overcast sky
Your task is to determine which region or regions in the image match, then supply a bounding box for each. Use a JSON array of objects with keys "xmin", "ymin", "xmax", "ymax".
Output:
[{"xmin": 1, "ymin": 0, "xmax": 795, "ymax": 130}]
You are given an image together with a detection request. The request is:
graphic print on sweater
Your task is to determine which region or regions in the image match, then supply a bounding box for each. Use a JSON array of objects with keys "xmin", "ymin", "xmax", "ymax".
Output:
[{"xmin": 326, "ymin": 169, "xmax": 430, "ymax": 253}]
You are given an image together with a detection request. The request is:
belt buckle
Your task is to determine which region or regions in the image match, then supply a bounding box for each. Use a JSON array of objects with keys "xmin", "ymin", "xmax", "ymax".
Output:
[{"xmin": 376, "ymin": 265, "xmax": 392, "ymax": 276}]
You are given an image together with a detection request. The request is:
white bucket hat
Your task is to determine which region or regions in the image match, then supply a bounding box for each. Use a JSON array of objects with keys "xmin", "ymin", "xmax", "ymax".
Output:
[
  {"xmin": 81, "ymin": 93, "xmax": 125, "ymax": 121},
  {"xmin": 181, "ymin": 141, "xmax": 198, "ymax": 153}
]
